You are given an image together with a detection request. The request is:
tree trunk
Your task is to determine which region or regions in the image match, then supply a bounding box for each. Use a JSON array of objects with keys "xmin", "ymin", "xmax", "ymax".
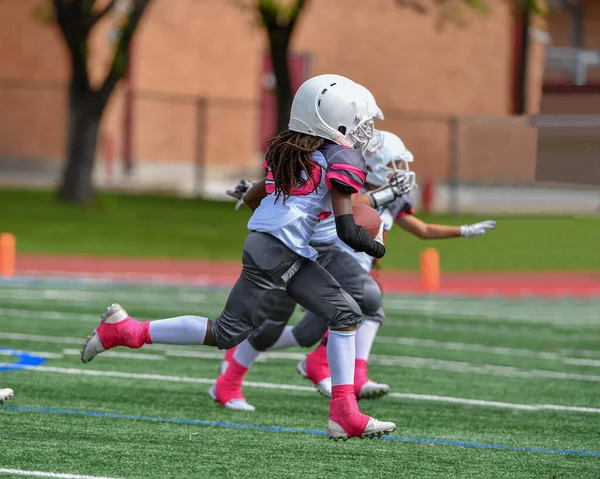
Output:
[
  {"xmin": 515, "ymin": 5, "xmax": 531, "ymax": 115},
  {"xmin": 57, "ymin": 87, "xmax": 105, "ymax": 204},
  {"xmin": 269, "ymin": 28, "xmax": 293, "ymax": 134}
]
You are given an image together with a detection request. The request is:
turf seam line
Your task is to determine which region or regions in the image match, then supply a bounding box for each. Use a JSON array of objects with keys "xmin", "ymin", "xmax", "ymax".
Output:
[
  {"xmin": 18, "ymin": 365, "xmax": 600, "ymax": 414},
  {"xmin": 3, "ymin": 407, "xmax": 599, "ymax": 457},
  {"xmin": 0, "ymin": 468, "xmax": 123, "ymax": 479}
]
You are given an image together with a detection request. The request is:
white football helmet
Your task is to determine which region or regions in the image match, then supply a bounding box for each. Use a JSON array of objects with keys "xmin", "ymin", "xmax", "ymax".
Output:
[
  {"xmin": 288, "ymin": 74, "xmax": 374, "ymax": 149},
  {"xmin": 364, "ymin": 130, "xmax": 416, "ymax": 189},
  {"xmin": 357, "ymin": 84, "xmax": 384, "ymax": 120}
]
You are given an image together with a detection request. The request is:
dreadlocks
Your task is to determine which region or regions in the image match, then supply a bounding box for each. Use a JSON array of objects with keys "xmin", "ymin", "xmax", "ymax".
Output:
[{"xmin": 264, "ymin": 130, "xmax": 326, "ymax": 204}]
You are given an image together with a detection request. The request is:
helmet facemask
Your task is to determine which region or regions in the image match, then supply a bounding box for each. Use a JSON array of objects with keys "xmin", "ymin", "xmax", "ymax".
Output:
[
  {"xmin": 364, "ymin": 130, "xmax": 417, "ymax": 189},
  {"xmin": 348, "ymin": 116, "xmax": 374, "ymax": 150}
]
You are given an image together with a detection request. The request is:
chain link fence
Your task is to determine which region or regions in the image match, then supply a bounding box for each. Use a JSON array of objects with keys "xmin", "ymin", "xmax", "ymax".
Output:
[{"xmin": 0, "ymin": 80, "xmax": 598, "ymax": 213}]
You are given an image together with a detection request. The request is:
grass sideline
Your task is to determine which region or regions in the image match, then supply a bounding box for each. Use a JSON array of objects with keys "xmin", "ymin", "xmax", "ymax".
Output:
[{"xmin": 2, "ymin": 188, "xmax": 599, "ymax": 271}]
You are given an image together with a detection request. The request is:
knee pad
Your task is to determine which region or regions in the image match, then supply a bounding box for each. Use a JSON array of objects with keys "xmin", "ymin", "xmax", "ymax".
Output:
[
  {"xmin": 248, "ymin": 319, "xmax": 288, "ymax": 351},
  {"xmin": 329, "ymin": 289, "xmax": 362, "ymax": 330},
  {"xmin": 211, "ymin": 321, "xmax": 252, "ymax": 351},
  {"xmin": 359, "ymin": 276, "xmax": 383, "ymax": 316},
  {"xmin": 292, "ymin": 312, "xmax": 329, "ymax": 347},
  {"xmin": 248, "ymin": 291, "xmax": 297, "ymax": 350},
  {"xmin": 250, "ymin": 288, "xmax": 295, "ymax": 329}
]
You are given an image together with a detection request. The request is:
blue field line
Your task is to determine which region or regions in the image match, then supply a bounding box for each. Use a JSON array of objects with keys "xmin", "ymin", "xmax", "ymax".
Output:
[
  {"xmin": 3, "ymin": 406, "xmax": 599, "ymax": 457},
  {"xmin": 0, "ymin": 347, "xmax": 47, "ymax": 372}
]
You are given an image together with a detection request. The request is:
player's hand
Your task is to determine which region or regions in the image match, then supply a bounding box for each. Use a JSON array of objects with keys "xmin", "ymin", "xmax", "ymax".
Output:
[
  {"xmin": 226, "ymin": 179, "xmax": 255, "ymax": 210},
  {"xmin": 226, "ymin": 179, "xmax": 254, "ymax": 199},
  {"xmin": 389, "ymin": 171, "xmax": 412, "ymax": 197},
  {"xmin": 460, "ymin": 220, "xmax": 496, "ymax": 238},
  {"xmin": 368, "ymin": 172, "xmax": 412, "ymax": 208}
]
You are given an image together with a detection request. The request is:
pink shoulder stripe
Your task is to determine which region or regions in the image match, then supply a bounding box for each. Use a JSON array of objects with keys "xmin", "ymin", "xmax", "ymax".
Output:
[
  {"xmin": 325, "ymin": 171, "xmax": 362, "ymax": 193},
  {"xmin": 329, "ymin": 163, "xmax": 366, "ymax": 182}
]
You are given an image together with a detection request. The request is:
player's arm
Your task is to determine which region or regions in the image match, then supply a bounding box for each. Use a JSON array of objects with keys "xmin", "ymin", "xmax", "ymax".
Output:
[
  {"xmin": 227, "ymin": 178, "xmax": 267, "ymax": 211},
  {"xmin": 243, "ymin": 179, "xmax": 267, "ymax": 212},
  {"xmin": 331, "ymin": 183, "xmax": 385, "ymax": 259},
  {"xmin": 326, "ymin": 147, "xmax": 385, "ymax": 258},
  {"xmin": 396, "ymin": 214, "xmax": 496, "ymax": 239},
  {"xmin": 351, "ymin": 193, "xmax": 372, "ymax": 207},
  {"xmin": 357, "ymin": 172, "xmax": 412, "ymax": 208}
]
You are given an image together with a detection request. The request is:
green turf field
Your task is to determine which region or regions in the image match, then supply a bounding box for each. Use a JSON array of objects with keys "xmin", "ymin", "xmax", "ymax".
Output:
[
  {"xmin": 1, "ymin": 279, "xmax": 599, "ymax": 478},
  {"xmin": 2, "ymin": 188, "xmax": 600, "ymax": 271}
]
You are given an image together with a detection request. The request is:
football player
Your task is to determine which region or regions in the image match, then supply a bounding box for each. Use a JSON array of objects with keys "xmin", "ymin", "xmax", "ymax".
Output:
[
  {"xmin": 81, "ymin": 74, "xmax": 396, "ymax": 440},
  {"xmin": 216, "ymin": 130, "xmax": 496, "ymax": 407}
]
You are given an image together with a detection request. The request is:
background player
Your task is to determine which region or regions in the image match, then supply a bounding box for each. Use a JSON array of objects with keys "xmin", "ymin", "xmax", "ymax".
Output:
[{"xmin": 80, "ymin": 74, "xmax": 396, "ymax": 441}]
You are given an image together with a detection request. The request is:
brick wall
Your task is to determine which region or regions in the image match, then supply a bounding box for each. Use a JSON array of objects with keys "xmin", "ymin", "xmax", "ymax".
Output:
[{"xmin": 0, "ymin": 0, "xmax": 549, "ymax": 189}]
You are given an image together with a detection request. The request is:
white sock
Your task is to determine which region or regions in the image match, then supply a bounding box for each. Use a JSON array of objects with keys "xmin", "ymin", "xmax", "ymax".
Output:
[
  {"xmin": 270, "ymin": 326, "xmax": 300, "ymax": 350},
  {"xmin": 327, "ymin": 329, "xmax": 356, "ymax": 386},
  {"xmin": 233, "ymin": 339, "xmax": 261, "ymax": 368},
  {"xmin": 355, "ymin": 320, "xmax": 380, "ymax": 361},
  {"xmin": 149, "ymin": 315, "xmax": 208, "ymax": 345}
]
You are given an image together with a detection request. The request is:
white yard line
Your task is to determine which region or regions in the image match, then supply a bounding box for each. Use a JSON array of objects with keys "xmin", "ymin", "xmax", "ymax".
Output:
[
  {"xmin": 376, "ymin": 336, "xmax": 564, "ymax": 359},
  {"xmin": 387, "ymin": 317, "xmax": 600, "ymax": 341},
  {"xmin": 0, "ymin": 308, "xmax": 100, "ymax": 322},
  {"xmin": 0, "ymin": 288, "xmax": 210, "ymax": 306},
  {"xmin": 0, "ymin": 308, "xmax": 218, "ymax": 324},
  {"xmin": 371, "ymin": 356, "xmax": 600, "ymax": 381},
  {"xmin": 375, "ymin": 337, "xmax": 600, "ymax": 363},
  {"xmin": 4, "ymin": 330, "xmax": 600, "ymax": 367},
  {"xmin": 561, "ymin": 358, "xmax": 600, "ymax": 367},
  {"xmin": 0, "ymin": 349, "xmax": 63, "ymax": 359},
  {"xmin": 383, "ymin": 297, "xmax": 600, "ymax": 326},
  {"xmin": 23, "ymin": 366, "xmax": 600, "ymax": 414},
  {"xmin": 61, "ymin": 349, "xmax": 164, "ymax": 361},
  {"xmin": 0, "ymin": 332, "xmax": 83, "ymax": 344},
  {"xmin": 388, "ymin": 393, "xmax": 600, "ymax": 413},
  {"xmin": 0, "ymin": 469, "xmax": 122, "ymax": 479}
]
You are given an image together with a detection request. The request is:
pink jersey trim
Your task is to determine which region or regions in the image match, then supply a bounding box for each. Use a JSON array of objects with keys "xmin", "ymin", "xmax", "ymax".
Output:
[
  {"xmin": 264, "ymin": 162, "xmax": 321, "ymax": 196},
  {"xmin": 328, "ymin": 163, "xmax": 367, "ymax": 183},
  {"xmin": 325, "ymin": 172, "xmax": 362, "ymax": 193}
]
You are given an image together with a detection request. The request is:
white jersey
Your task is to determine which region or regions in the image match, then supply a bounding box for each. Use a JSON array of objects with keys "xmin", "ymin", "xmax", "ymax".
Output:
[{"xmin": 248, "ymin": 143, "xmax": 367, "ymax": 261}]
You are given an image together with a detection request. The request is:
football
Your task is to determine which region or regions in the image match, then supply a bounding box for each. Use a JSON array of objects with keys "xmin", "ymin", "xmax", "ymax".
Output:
[{"xmin": 353, "ymin": 204, "xmax": 382, "ymax": 238}]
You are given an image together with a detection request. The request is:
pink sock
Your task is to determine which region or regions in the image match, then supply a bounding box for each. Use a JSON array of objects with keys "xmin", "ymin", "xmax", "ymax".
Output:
[
  {"xmin": 330, "ymin": 385, "xmax": 370, "ymax": 437},
  {"xmin": 312, "ymin": 340, "xmax": 328, "ymax": 362},
  {"xmin": 221, "ymin": 356, "xmax": 248, "ymax": 388},
  {"xmin": 332, "ymin": 384, "xmax": 354, "ymax": 400},
  {"xmin": 354, "ymin": 358, "xmax": 369, "ymax": 393},
  {"xmin": 98, "ymin": 318, "xmax": 152, "ymax": 349}
]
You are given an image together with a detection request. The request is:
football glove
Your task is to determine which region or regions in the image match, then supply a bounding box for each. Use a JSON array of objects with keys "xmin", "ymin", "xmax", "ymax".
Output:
[
  {"xmin": 460, "ymin": 220, "xmax": 496, "ymax": 238},
  {"xmin": 368, "ymin": 171, "xmax": 412, "ymax": 208},
  {"xmin": 389, "ymin": 171, "xmax": 412, "ymax": 197},
  {"xmin": 226, "ymin": 179, "xmax": 255, "ymax": 210}
]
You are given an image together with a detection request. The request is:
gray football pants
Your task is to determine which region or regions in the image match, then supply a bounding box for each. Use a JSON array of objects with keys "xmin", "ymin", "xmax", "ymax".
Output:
[
  {"xmin": 247, "ymin": 244, "xmax": 385, "ymax": 351},
  {"xmin": 209, "ymin": 232, "xmax": 362, "ymax": 350}
]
